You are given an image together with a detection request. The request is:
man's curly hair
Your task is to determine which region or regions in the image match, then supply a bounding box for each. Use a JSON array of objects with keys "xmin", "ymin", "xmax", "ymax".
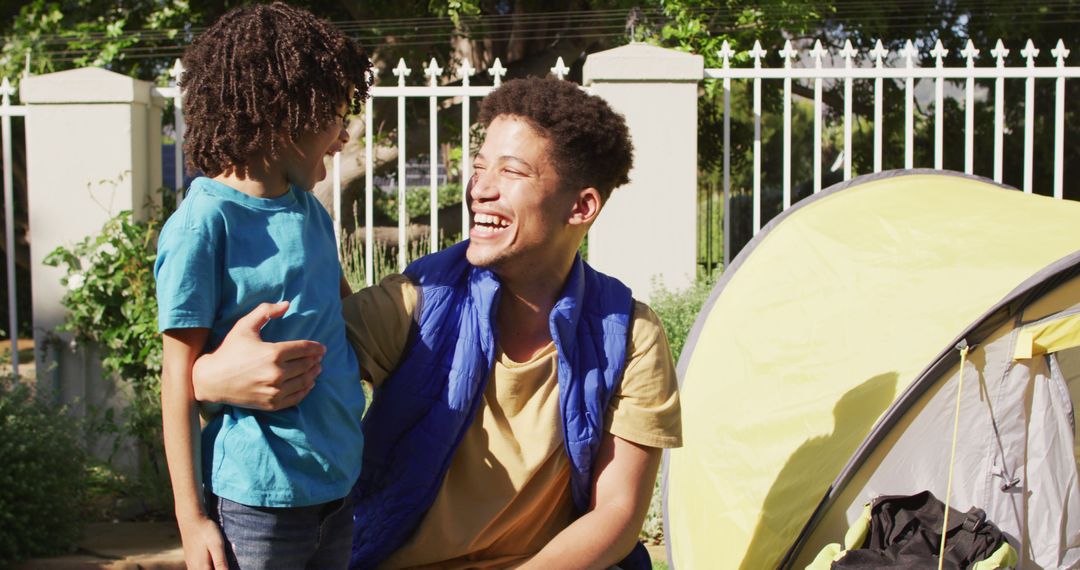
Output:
[
  {"xmin": 477, "ymin": 77, "xmax": 634, "ymax": 202},
  {"xmin": 180, "ymin": 2, "xmax": 372, "ymax": 177}
]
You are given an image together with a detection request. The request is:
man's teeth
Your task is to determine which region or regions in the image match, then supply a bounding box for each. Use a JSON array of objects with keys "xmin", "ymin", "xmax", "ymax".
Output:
[{"xmin": 474, "ymin": 213, "xmax": 510, "ymax": 228}]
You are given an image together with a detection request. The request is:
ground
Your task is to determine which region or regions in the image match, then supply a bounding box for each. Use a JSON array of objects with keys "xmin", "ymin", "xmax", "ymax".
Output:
[{"xmin": 19, "ymin": 523, "xmax": 670, "ymax": 568}]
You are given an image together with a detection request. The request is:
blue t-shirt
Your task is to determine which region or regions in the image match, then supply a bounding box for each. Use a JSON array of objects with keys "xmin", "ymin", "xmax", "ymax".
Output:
[{"xmin": 154, "ymin": 177, "xmax": 364, "ymax": 507}]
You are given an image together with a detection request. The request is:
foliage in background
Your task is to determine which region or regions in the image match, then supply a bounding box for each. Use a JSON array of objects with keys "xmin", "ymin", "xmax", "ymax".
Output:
[
  {"xmin": 0, "ymin": 0, "xmax": 195, "ymax": 83},
  {"xmin": 371, "ymin": 182, "xmax": 464, "ymax": 225},
  {"xmin": 0, "ymin": 370, "xmax": 92, "ymax": 565},
  {"xmin": 651, "ymin": 275, "xmax": 716, "ymax": 365},
  {"xmin": 42, "ymin": 191, "xmax": 175, "ymax": 515},
  {"xmin": 341, "ymin": 231, "xmax": 468, "ymax": 290}
]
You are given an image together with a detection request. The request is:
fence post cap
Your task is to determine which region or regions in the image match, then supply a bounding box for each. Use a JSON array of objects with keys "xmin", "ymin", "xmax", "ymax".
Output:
[
  {"xmin": 583, "ymin": 43, "xmax": 704, "ymax": 84},
  {"xmin": 21, "ymin": 67, "xmax": 153, "ymax": 105}
]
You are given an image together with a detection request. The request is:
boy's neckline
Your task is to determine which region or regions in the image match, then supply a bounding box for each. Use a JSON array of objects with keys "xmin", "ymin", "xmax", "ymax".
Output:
[
  {"xmin": 195, "ymin": 177, "xmax": 299, "ymax": 211},
  {"xmin": 211, "ymin": 172, "xmax": 294, "ymax": 200}
]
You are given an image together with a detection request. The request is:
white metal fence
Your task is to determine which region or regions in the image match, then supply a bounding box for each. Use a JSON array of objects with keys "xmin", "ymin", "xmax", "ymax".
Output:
[
  {"xmin": 704, "ymin": 38, "xmax": 1080, "ymax": 265},
  {"xmin": 1, "ymin": 77, "xmax": 25, "ymax": 375},
  {"xmin": 5, "ymin": 38, "xmax": 1080, "ymax": 377}
]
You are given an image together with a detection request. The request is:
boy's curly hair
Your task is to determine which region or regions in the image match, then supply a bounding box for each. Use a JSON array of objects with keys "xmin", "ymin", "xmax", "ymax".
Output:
[
  {"xmin": 180, "ymin": 2, "xmax": 372, "ymax": 177},
  {"xmin": 477, "ymin": 77, "xmax": 634, "ymax": 202}
]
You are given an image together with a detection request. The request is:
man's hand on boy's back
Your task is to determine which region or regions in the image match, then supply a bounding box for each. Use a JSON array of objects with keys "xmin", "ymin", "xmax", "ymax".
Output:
[{"xmin": 192, "ymin": 301, "xmax": 325, "ymax": 411}]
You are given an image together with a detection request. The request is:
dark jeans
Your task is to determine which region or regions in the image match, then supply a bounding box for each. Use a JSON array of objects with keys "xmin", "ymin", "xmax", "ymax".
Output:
[{"xmin": 205, "ymin": 491, "xmax": 354, "ymax": 570}]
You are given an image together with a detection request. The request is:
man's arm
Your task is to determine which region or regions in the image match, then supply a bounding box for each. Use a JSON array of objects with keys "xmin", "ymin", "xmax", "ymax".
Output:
[
  {"xmin": 192, "ymin": 301, "xmax": 324, "ymax": 410},
  {"xmin": 161, "ymin": 328, "xmax": 228, "ymax": 570},
  {"xmin": 522, "ymin": 433, "xmax": 661, "ymax": 570},
  {"xmin": 193, "ymin": 276, "xmax": 417, "ymax": 410}
]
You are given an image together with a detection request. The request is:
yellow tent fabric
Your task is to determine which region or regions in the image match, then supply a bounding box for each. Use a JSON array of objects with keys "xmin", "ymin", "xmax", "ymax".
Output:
[
  {"xmin": 665, "ymin": 171, "xmax": 1080, "ymax": 569},
  {"xmin": 1013, "ymin": 312, "xmax": 1080, "ymax": 360}
]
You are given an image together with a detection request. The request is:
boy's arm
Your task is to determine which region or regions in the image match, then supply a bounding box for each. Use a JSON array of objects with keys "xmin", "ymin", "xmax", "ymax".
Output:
[{"xmin": 162, "ymin": 328, "xmax": 229, "ymax": 570}]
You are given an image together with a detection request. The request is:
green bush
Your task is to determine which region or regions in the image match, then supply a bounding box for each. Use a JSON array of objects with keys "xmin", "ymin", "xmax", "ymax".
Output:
[
  {"xmin": 0, "ymin": 378, "xmax": 91, "ymax": 565},
  {"xmin": 42, "ymin": 196, "xmax": 174, "ymax": 516},
  {"xmin": 340, "ymin": 231, "xmax": 453, "ymax": 290},
  {"xmin": 639, "ymin": 275, "xmax": 717, "ymax": 545},
  {"xmin": 372, "ymin": 183, "xmax": 464, "ymax": 224},
  {"xmin": 650, "ymin": 276, "xmax": 716, "ymax": 365}
]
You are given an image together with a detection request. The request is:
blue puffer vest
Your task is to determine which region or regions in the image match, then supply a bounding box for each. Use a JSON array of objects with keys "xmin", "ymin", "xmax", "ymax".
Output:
[{"xmin": 349, "ymin": 241, "xmax": 640, "ymax": 568}]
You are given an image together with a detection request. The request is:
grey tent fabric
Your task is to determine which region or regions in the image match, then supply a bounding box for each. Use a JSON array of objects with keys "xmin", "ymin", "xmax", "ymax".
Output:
[{"xmin": 799, "ymin": 287, "xmax": 1080, "ymax": 568}]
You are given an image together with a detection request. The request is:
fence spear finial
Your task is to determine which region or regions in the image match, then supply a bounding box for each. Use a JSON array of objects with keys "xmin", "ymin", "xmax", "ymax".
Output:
[
  {"xmin": 393, "ymin": 58, "xmax": 412, "ymax": 87},
  {"xmin": 749, "ymin": 40, "xmax": 766, "ymax": 68},
  {"xmin": 960, "ymin": 39, "xmax": 979, "ymax": 67},
  {"xmin": 840, "ymin": 39, "xmax": 857, "ymax": 69},
  {"xmin": 870, "ymin": 39, "xmax": 887, "ymax": 66},
  {"xmin": 779, "ymin": 40, "xmax": 797, "ymax": 68},
  {"xmin": 1021, "ymin": 39, "xmax": 1040, "ymax": 66},
  {"xmin": 718, "ymin": 40, "xmax": 735, "ymax": 68},
  {"xmin": 991, "ymin": 39, "xmax": 1009, "ymax": 67},
  {"xmin": 931, "ymin": 39, "xmax": 948, "ymax": 66},
  {"xmin": 810, "ymin": 39, "xmax": 827, "ymax": 67},
  {"xmin": 169, "ymin": 58, "xmax": 185, "ymax": 83},
  {"xmin": 900, "ymin": 39, "xmax": 918, "ymax": 68},
  {"xmin": 1052, "ymin": 39, "xmax": 1070, "ymax": 66},
  {"xmin": 489, "ymin": 57, "xmax": 506, "ymax": 87},
  {"xmin": 0, "ymin": 77, "xmax": 13, "ymax": 107},
  {"xmin": 425, "ymin": 58, "xmax": 443, "ymax": 87},
  {"xmin": 458, "ymin": 59, "xmax": 476, "ymax": 87},
  {"xmin": 550, "ymin": 57, "xmax": 569, "ymax": 80}
]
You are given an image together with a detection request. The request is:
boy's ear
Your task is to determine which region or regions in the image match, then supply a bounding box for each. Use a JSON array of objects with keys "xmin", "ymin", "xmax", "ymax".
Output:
[{"xmin": 568, "ymin": 187, "xmax": 602, "ymax": 227}]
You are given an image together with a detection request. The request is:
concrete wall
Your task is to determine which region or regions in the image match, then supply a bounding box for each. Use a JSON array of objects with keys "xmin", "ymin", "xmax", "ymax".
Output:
[
  {"xmin": 21, "ymin": 67, "xmax": 164, "ymax": 469},
  {"xmin": 584, "ymin": 43, "xmax": 703, "ymax": 298}
]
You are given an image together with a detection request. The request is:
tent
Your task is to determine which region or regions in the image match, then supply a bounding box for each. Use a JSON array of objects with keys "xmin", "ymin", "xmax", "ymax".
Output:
[{"xmin": 663, "ymin": 170, "xmax": 1080, "ymax": 568}]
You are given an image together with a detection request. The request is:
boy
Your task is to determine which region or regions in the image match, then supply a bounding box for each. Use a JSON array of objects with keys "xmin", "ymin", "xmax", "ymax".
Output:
[{"xmin": 153, "ymin": 4, "xmax": 371, "ymax": 569}]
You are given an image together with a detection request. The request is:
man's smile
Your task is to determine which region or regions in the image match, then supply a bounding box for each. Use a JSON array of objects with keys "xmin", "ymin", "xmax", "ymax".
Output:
[{"xmin": 472, "ymin": 212, "xmax": 512, "ymax": 235}]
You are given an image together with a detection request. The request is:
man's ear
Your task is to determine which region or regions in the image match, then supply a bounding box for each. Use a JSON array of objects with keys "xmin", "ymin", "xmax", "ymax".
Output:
[{"xmin": 569, "ymin": 187, "xmax": 602, "ymax": 226}]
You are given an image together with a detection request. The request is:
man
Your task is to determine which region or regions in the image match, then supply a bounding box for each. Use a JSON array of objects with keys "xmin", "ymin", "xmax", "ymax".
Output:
[{"xmin": 191, "ymin": 77, "xmax": 681, "ymax": 569}]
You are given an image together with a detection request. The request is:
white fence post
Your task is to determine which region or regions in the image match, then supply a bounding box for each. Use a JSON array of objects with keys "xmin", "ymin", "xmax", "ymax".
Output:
[
  {"xmin": 871, "ymin": 41, "xmax": 887, "ymax": 173},
  {"xmin": 962, "ymin": 41, "xmax": 979, "ymax": 175},
  {"xmin": 584, "ymin": 43, "xmax": 703, "ymax": 298},
  {"xmin": 1, "ymin": 77, "xmax": 23, "ymax": 377},
  {"xmin": 991, "ymin": 40, "xmax": 1009, "ymax": 183},
  {"xmin": 901, "ymin": 40, "xmax": 917, "ymax": 170},
  {"xmin": 811, "ymin": 41, "xmax": 826, "ymax": 193},
  {"xmin": 1022, "ymin": 40, "xmax": 1040, "ymax": 194},
  {"xmin": 1052, "ymin": 40, "xmax": 1070, "ymax": 199},
  {"xmin": 392, "ymin": 59, "xmax": 411, "ymax": 271},
  {"xmin": 21, "ymin": 68, "xmax": 163, "ymax": 463}
]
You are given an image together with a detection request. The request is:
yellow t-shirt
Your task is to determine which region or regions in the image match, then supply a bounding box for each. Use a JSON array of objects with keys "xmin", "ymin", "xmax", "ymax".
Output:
[{"xmin": 342, "ymin": 274, "xmax": 682, "ymax": 569}]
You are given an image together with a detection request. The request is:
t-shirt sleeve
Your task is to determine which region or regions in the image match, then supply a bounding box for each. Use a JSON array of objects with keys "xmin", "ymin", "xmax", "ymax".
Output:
[
  {"xmin": 154, "ymin": 202, "xmax": 222, "ymax": 332},
  {"xmin": 606, "ymin": 301, "xmax": 683, "ymax": 449},
  {"xmin": 341, "ymin": 273, "xmax": 419, "ymax": 388}
]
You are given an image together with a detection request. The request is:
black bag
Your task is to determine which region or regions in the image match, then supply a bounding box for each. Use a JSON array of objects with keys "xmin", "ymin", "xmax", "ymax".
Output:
[{"xmin": 832, "ymin": 491, "xmax": 1008, "ymax": 570}]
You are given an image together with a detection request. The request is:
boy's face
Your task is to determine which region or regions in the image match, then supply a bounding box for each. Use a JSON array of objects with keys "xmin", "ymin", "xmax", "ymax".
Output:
[{"xmin": 283, "ymin": 103, "xmax": 350, "ymax": 191}]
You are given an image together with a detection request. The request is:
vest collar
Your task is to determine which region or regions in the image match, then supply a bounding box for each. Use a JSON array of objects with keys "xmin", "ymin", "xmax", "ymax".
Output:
[{"xmin": 550, "ymin": 254, "xmax": 586, "ymax": 342}]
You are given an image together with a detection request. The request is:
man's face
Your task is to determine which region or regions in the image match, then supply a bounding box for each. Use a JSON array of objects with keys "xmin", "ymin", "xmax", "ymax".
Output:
[
  {"xmin": 283, "ymin": 103, "xmax": 350, "ymax": 191},
  {"xmin": 466, "ymin": 115, "xmax": 579, "ymax": 276}
]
